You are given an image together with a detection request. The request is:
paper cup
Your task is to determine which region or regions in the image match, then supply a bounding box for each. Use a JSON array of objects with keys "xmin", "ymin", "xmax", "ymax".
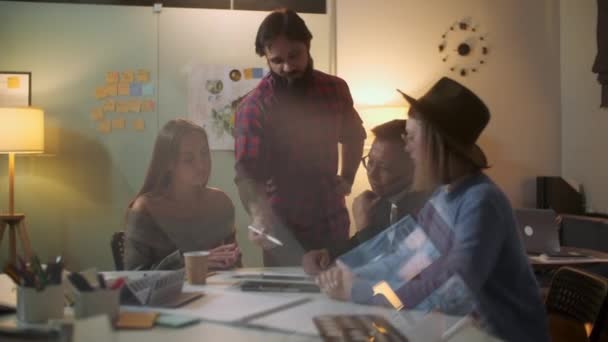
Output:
[{"xmin": 184, "ymin": 251, "xmax": 210, "ymax": 285}]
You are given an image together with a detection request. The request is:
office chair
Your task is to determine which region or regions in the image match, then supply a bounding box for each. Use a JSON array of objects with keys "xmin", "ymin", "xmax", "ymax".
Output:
[
  {"xmin": 111, "ymin": 231, "xmax": 125, "ymax": 271},
  {"xmin": 546, "ymin": 267, "xmax": 608, "ymax": 342}
]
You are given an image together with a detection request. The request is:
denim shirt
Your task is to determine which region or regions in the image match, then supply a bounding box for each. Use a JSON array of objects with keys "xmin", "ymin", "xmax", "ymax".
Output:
[{"xmin": 350, "ymin": 172, "xmax": 549, "ymax": 342}]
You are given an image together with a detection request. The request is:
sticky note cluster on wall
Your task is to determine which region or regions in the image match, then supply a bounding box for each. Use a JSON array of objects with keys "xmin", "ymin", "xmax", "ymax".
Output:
[{"xmin": 91, "ymin": 68, "xmax": 155, "ymax": 134}]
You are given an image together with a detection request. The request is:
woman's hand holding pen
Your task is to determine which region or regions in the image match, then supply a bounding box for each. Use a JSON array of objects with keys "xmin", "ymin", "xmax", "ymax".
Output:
[{"xmin": 208, "ymin": 243, "xmax": 240, "ymax": 269}]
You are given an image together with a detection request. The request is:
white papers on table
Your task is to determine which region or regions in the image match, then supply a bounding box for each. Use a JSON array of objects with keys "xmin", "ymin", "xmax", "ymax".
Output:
[{"xmin": 123, "ymin": 289, "xmax": 310, "ymax": 323}]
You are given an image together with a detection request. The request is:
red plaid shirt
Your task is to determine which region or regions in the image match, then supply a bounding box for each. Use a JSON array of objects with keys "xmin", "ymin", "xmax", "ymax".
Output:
[{"xmin": 234, "ymin": 70, "xmax": 366, "ymax": 250}]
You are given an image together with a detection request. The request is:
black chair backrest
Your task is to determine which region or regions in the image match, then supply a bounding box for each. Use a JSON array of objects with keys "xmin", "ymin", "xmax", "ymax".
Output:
[
  {"xmin": 546, "ymin": 267, "xmax": 608, "ymax": 327},
  {"xmin": 111, "ymin": 231, "xmax": 125, "ymax": 271}
]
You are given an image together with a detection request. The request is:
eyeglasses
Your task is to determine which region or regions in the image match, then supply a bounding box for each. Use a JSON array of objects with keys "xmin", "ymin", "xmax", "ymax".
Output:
[{"xmin": 361, "ymin": 154, "xmax": 391, "ymax": 172}]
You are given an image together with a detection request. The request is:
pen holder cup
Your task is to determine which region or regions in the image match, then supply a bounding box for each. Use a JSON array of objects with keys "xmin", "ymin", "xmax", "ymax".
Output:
[
  {"xmin": 74, "ymin": 288, "xmax": 120, "ymax": 321},
  {"xmin": 17, "ymin": 285, "xmax": 65, "ymax": 323}
]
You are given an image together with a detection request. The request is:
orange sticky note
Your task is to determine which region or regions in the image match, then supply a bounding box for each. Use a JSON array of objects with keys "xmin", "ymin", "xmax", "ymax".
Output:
[
  {"xmin": 118, "ymin": 82, "xmax": 130, "ymax": 96},
  {"xmin": 120, "ymin": 71, "xmax": 134, "ymax": 83},
  {"xmin": 112, "ymin": 118, "xmax": 126, "ymax": 129},
  {"xmin": 7, "ymin": 77, "xmax": 20, "ymax": 89},
  {"xmin": 103, "ymin": 100, "xmax": 116, "ymax": 112},
  {"xmin": 141, "ymin": 99, "xmax": 155, "ymax": 112},
  {"xmin": 106, "ymin": 71, "xmax": 119, "ymax": 83},
  {"xmin": 105, "ymin": 83, "xmax": 118, "ymax": 97},
  {"xmin": 98, "ymin": 120, "xmax": 111, "ymax": 133},
  {"xmin": 243, "ymin": 68, "xmax": 253, "ymax": 80},
  {"xmin": 129, "ymin": 99, "xmax": 142, "ymax": 113},
  {"xmin": 133, "ymin": 118, "xmax": 145, "ymax": 131},
  {"xmin": 136, "ymin": 70, "xmax": 150, "ymax": 83},
  {"xmin": 116, "ymin": 311, "xmax": 158, "ymax": 329},
  {"xmin": 91, "ymin": 107, "xmax": 104, "ymax": 121},
  {"xmin": 116, "ymin": 101, "xmax": 129, "ymax": 113},
  {"xmin": 95, "ymin": 86, "xmax": 107, "ymax": 99}
]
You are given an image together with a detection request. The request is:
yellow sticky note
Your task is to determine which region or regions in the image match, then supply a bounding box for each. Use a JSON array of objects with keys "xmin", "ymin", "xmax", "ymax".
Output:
[
  {"xmin": 106, "ymin": 71, "xmax": 119, "ymax": 83},
  {"xmin": 112, "ymin": 118, "xmax": 126, "ymax": 129},
  {"xmin": 98, "ymin": 120, "xmax": 111, "ymax": 133},
  {"xmin": 91, "ymin": 107, "xmax": 104, "ymax": 121},
  {"xmin": 116, "ymin": 101, "xmax": 129, "ymax": 113},
  {"xmin": 105, "ymin": 83, "xmax": 118, "ymax": 97},
  {"xmin": 117, "ymin": 82, "xmax": 130, "ymax": 96},
  {"xmin": 141, "ymin": 99, "xmax": 156, "ymax": 112},
  {"xmin": 129, "ymin": 99, "xmax": 142, "ymax": 113},
  {"xmin": 7, "ymin": 77, "xmax": 20, "ymax": 89},
  {"xmin": 95, "ymin": 86, "xmax": 107, "ymax": 99},
  {"xmin": 136, "ymin": 70, "xmax": 150, "ymax": 83},
  {"xmin": 120, "ymin": 71, "xmax": 134, "ymax": 83},
  {"xmin": 133, "ymin": 118, "xmax": 145, "ymax": 131},
  {"xmin": 103, "ymin": 100, "xmax": 116, "ymax": 112},
  {"xmin": 243, "ymin": 68, "xmax": 253, "ymax": 80}
]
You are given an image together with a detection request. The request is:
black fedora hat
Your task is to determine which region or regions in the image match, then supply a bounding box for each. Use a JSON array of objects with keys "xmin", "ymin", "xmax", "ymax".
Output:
[{"xmin": 397, "ymin": 77, "xmax": 490, "ymax": 168}]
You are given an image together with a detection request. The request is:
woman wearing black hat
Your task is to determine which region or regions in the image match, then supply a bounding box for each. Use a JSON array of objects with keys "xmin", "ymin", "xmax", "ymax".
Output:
[{"xmin": 317, "ymin": 78, "xmax": 549, "ymax": 342}]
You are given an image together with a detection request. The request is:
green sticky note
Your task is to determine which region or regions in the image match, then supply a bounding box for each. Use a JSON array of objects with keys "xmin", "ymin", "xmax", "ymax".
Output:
[
  {"xmin": 142, "ymin": 83, "xmax": 155, "ymax": 96},
  {"xmin": 156, "ymin": 314, "xmax": 200, "ymax": 328}
]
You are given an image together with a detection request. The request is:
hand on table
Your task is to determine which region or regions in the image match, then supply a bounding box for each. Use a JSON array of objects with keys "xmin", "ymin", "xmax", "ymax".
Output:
[
  {"xmin": 208, "ymin": 243, "xmax": 240, "ymax": 269},
  {"xmin": 316, "ymin": 261, "xmax": 354, "ymax": 301},
  {"xmin": 302, "ymin": 249, "xmax": 331, "ymax": 275}
]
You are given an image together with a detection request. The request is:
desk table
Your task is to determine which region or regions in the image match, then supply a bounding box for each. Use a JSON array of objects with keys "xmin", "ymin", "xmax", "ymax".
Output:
[{"xmin": 1, "ymin": 267, "xmax": 498, "ymax": 342}]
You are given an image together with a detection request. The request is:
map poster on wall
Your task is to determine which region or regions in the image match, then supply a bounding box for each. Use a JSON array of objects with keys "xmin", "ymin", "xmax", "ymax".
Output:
[
  {"xmin": 188, "ymin": 65, "xmax": 268, "ymax": 150},
  {"xmin": 0, "ymin": 72, "xmax": 31, "ymax": 106}
]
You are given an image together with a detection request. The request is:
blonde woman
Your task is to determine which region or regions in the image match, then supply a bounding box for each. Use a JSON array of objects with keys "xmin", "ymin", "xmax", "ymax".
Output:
[{"xmin": 317, "ymin": 78, "xmax": 548, "ymax": 342}]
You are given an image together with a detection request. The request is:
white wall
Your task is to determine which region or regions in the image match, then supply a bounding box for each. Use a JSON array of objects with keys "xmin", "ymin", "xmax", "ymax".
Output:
[
  {"xmin": 338, "ymin": 0, "xmax": 562, "ymax": 210},
  {"xmin": 561, "ymin": 0, "xmax": 608, "ymax": 214}
]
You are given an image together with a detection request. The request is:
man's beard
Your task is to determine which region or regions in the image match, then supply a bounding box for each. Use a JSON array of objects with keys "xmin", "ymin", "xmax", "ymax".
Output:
[{"xmin": 270, "ymin": 57, "xmax": 314, "ymax": 93}]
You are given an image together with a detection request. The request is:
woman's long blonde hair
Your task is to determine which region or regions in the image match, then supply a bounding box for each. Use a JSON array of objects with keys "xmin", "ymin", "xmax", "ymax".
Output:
[
  {"xmin": 128, "ymin": 119, "xmax": 209, "ymax": 208},
  {"xmin": 410, "ymin": 112, "xmax": 480, "ymax": 192}
]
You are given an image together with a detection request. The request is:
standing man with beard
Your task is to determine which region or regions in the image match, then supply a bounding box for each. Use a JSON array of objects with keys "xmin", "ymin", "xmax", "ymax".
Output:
[{"xmin": 234, "ymin": 8, "xmax": 366, "ymax": 266}]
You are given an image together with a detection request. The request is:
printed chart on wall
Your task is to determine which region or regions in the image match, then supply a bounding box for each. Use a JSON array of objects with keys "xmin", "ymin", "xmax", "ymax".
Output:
[
  {"xmin": 90, "ymin": 69, "xmax": 156, "ymax": 134},
  {"xmin": 188, "ymin": 65, "xmax": 268, "ymax": 150},
  {"xmin": 0, "ymin": 72, "xmax": 31, "ymax": 106}
]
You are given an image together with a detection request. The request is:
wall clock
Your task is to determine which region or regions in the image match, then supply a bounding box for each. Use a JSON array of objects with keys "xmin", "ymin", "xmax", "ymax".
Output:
[{"xmin": 438, "ymin": 19, "xmax": 489, "ymax": 77}]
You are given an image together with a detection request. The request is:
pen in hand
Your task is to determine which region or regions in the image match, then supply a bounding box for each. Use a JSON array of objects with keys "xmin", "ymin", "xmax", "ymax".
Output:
[{"xmin": 247, "ymin": 225, "xmax": 284, "ymax": 246}]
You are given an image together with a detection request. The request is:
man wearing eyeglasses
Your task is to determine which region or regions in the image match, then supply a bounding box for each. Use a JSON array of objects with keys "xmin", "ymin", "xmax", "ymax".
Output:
[{"xmin": 302, "ymin": 119, "xmax": 429, "ymax": 275}]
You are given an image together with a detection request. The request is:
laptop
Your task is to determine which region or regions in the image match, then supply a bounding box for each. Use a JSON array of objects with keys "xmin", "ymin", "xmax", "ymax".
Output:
[
  {"xmin": 515, "ymin": 208, "xmax": 561, "ymax": 254},
  {"xmin": 515, "ymin": 208, "xmax": 590, "ymax": 258}
]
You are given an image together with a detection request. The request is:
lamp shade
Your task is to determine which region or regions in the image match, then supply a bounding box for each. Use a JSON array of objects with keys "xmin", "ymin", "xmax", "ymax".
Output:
[{"xmin": 0, "ymin": 107, "xmax": 44, "ymax": 154}]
